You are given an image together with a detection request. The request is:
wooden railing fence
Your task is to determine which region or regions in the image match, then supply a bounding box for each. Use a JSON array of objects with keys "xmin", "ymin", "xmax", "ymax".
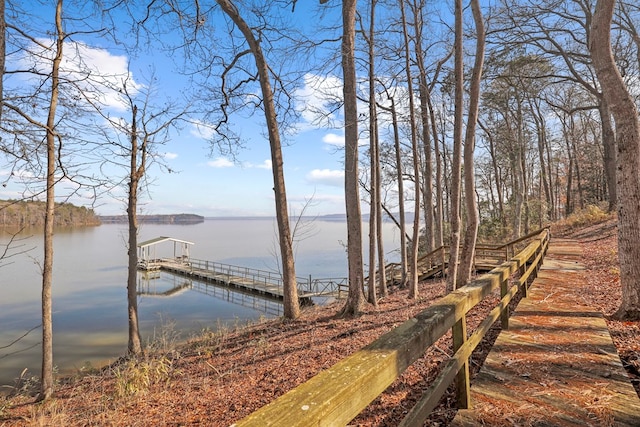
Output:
[{"xmin": 233, "ymin": 227, "xmax": 550, "ymax": 427}]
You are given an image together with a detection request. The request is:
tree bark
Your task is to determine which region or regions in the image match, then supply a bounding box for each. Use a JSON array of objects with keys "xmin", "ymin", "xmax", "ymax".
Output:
[
  {"xmin": 38, "ymin": 0, "xmax": 63, "ymax": 402},
  {"xmin": 411, "ymin": 0, "xmax": 435, "ymax": 253},
  {"xmin": 590, "ymin": 0, "xmax": 640, "ymax": 320},
  {"xmin": 340, "ymin": 0, "xmax": 365, "ymax": 316},
  {"xmin": 599, "ymin": 97, "xmax": 617, "ymax": 212},
  {"xmin": 217, "ymin": 0, "xmax": 300, "ymax": 319},
  {"xmin": 366, "ymin": 0, "xmax": 378, "ymax": 307},
  {"xmin": 399, "ymin": 0, "xmax": 421, "ymax": 299},
  {"xmin": 447, "ymin": 0, "xmax": 464, "ymax": 293},
  {"xmin": 458, "ymin": 0, "xmax": 485, "ymax": 286},
  {"xmin": 428, "ymin": 91, "xmax": 444, "ymax": 248},
  {"xmin": 127, "ymin": 105, "xmax": 143, "ymax": 355},
  {"xmin": 389, "ymin": 96, "xmax": 408, "ymax": 287}
]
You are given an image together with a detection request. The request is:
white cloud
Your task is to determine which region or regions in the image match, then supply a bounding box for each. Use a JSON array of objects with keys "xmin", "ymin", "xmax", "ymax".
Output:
[
  {"xmin": 207, "ymin": 157, "xmax": 234, "ymax": 168},
  {"xmin": 0, "ymin": 168, "xmax": 35, "ymax": 180},
  {"xmin": 189, "ymin": 120, "xmax": 216, "ymax": 140},
  {"xmin": 294, "ymin": 74, "xmax": 344, "ymax": 129},
  {"xmin": 164, "ymin": 152, "xmax": 178, "ymax": 160},
  {"xmin": 15, "ymin": 39, "xmax": 142, "ymax": 112},
  {"xmin": 322, "ymin": 133, "xmax": 345, "ymax": 148},
  {"xmin": 244, "ymin": 159, "xmax": 272, "ymax": 170},
  {"xmin": 306, "ymin": 169, "xmax": 344, "ymax": 187}
]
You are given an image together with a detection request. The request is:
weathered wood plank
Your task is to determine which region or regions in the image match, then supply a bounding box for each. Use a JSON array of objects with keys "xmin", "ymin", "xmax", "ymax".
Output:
[
  {"xmin": 450, "ymin": 239, "xmax": 640, "ymax": 426},
  {"xmin": 233, "ymin": 231, "xmax": 549, "ymax": 426}
]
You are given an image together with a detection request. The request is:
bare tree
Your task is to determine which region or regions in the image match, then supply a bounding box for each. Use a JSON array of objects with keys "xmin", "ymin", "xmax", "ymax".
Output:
[
  {"xmin": 364, "ymin": 0, "xmax": 379, "ymax": 307},
  {"xmin": 447, "ymin": 0, "xmax": 464, "ymax": 293},
  {"xmin": 497, "ymin": 0, "xmax": 617, "ymax": 212},
  {"xmin": 92, "ymin": 74, "xmax": 186, "ymax": 354},
  {"xmin": 590, "ymin": 0, "xmax": 640, "ymax": 320},
  {"xmin": 0, "ymin": 0, "xmax": 5, "ymax": 122},
  {"xmin": 408, "ymin": 0, "xmax": 435, "ymax": 254},
  {"xmin": 216, "ymin": 0, "xmax": 300, "ymax": 319},
  {"xmin": 340, "ymin": 0, "xmax": 365, "ymax": 316},
  {"xmin": 378, "ymin": 88, "xmax": 408, "ymax": 288},
  {"xmin": 37, "ymin": 0, "xmax": 64, "ymax": 402},
  {"xmin": 457, "ymin": 0, "xmax": 486, "ymax": 286},
  {"xmin": 398, "ymin": 0, "xmax": 421, "ymax": 299}
]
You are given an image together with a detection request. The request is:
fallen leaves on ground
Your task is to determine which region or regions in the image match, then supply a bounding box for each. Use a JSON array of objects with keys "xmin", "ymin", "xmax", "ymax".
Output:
[{"xmin": 2, "ymin": 219, "xmax": 637, "ymax": 426}]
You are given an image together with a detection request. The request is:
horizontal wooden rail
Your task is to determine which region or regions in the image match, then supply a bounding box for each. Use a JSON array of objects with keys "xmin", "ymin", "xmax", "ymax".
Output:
[{"xmin": 233, "ymin": 228, "xmax": 550, "ymax": 427}]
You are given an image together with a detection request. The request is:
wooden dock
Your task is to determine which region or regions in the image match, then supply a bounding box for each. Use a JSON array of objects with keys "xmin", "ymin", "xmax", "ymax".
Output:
[
  {"xmin": 147, "ymin": 258, "xmax": 348, "ymax": 301},
  {"xmin": 450, "ymin": 239, "xmax": 640, "ymax": 426},
  {"xmin": 155, "ymin": 259, "xmax": 289, "ymax": 299},
  {"xmin": 138, "ymin": 234, "xmax": 508, "ymax": 302}
]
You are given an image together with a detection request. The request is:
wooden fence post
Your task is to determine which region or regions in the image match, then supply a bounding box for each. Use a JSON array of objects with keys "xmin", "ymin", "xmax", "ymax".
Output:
[
  {"xmin": 452, "ymin": 315, "xmax": 471, "ymax": 409},
  {"xmin": 500, "ymin": 272, "xmax": 510, "ymax": 330}
]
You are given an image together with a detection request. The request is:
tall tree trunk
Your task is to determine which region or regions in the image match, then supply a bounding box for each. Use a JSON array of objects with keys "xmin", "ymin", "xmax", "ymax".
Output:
[
  {"xmin": 411, "ymin": 0, "xmax": 434, "ymax": 253},
  {"xmin": 389, "ymin": 96, "xmax": 408, "ymax": 287},
  {"xmin": 375, "ymin": 137, "xmax": 386, "ymax": 297},
  {"xmin": 521, "ymin": 143, "xmax": 530, "ymax": 234},
  {"xmin": 531, "ymin": 99, "xmax": 553, "ymax": 221},
  {"xmin": 366, "ymin": 0, "xmax": 378, "ymax": 307},
  {"xmin": 217, "ymin": 0, "xmax": 300, "ymax": 319},
  {"xmin": 562, "ymin": 115, "xmax": 575, "ymax": 216},
  {"xmin": 428, "ymin": 92, "xmax": 444, "ymax": 248},
  {"xmin": 399, "ymin": 0, "xmax": 421, "ymax": 299},
  {"xmin": 590, "ymin": 0, "xmax": 640, "ymax": 320},
  {"xmin": 127, "ymin": 105, "xmax": 143, "ymax": 355},
  {"xmin": 515, "ymin": 98, "xmax": 526, "ymax": 237},
  {"xmin": 38, "ymin": 0, "xmax": 63, "ymax": 402},
  {"xmin": 340, "ymin": 0, "xmax": 365, "ymax": 315},
  {"xmin": 599, "ymin": 97, "xmax": 617, "ymax": 212},
  {"xmin": 0, "ymin": 0, "xmax": 5, "ymax": 122},
  {"xmin": 572, "ymin": 118, "xmax": 585, "ymax": 211},
  {"xmin": 458, "ymin": 0, "xmax": 485, "ymax": 286},
  {"xmin": 447, "ymin": 0, "xmax": 464, "ymax": 292}
]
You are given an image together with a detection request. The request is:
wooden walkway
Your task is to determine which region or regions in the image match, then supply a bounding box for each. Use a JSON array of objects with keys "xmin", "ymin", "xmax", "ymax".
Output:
[{"xmin": 450, "ymin": 239, "xmax": 640, "ymax": 426}]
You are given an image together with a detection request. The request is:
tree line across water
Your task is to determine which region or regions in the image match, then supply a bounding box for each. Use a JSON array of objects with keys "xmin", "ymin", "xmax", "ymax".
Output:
[
  {"xmin": 0, "ymin": 199, "xmax": 100, "ymax": 227},
  {"xmin": 0, "ymin": 200, "xmax": 205, "ymax": 227}
]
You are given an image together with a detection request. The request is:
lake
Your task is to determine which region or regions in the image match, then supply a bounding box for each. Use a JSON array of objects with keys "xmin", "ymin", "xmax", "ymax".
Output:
[{"xmin": 0, "ymin": 218, "xmax": 401, "ymax": 389}]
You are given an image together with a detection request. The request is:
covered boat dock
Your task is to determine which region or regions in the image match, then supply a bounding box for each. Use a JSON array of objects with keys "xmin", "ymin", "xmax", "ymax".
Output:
[{"xmin": 137, "ymin": 236, "xmax": 194, "ymax": 270}]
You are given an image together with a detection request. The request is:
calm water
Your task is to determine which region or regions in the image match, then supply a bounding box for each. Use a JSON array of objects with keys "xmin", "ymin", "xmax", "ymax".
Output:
[{"xmin": 0, "ymin": 218, "xmax": 401, "ymax": 389}]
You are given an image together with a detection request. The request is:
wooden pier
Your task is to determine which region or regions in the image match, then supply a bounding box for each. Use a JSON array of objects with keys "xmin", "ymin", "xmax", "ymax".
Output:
[
  {"xmin": 136, "ymin": 236, "xmax": 347, "ymax": 301},
  {"xmin": 157, "ymin": 258, "xmax": 290, "ymax": 299},
  {"xmin": 136, "ymin": 234, "xmax": 513, "ymax": 305},
  {"xmin": 142, "ymin": 257, "xmax": 348, "ymax": 301}
]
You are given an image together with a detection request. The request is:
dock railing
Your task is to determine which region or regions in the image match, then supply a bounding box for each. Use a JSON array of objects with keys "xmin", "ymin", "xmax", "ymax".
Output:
[
  {"xmin": 185, "ymin": 258, "xmax": 346, "ymax": 298},
  {"xmin": 189, "ymin": 259, "xmax": 284, "ymax": 290},
  {"xmin": 233, "ymin": 227, "xmax": 550, "ymax": 427},
  {"xmin": 304, "ymin": 277, "xmax": 349, "ymax": 297}
]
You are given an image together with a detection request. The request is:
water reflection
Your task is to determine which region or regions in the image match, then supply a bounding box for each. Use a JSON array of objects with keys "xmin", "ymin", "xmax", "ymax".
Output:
[
  {"xmin": 0, "ymin": 219, "xmax": 401, "ymax": 389},
  {"xmin": 137, "ymin": 271, "xmax": 284, "ymax": 317},
  {"xmin": 137, "ymin": 271, "xmax": 191, "ymax": 297}
]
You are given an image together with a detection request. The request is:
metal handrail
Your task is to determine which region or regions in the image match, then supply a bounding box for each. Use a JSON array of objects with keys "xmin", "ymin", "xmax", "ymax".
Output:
[{"xmin": 185, "ymin": 258, "xmax": 345, "ymax": 297}]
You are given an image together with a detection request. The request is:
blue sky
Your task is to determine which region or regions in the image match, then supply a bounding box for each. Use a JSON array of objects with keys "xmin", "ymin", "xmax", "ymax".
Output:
[{"xmin": 0, "ymin": 1, "xmax": 358, "ymax": 218}]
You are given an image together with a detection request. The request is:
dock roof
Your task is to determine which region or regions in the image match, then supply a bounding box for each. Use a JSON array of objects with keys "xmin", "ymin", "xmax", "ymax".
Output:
[{"xmin": 137, "ymin": 236, "xmax": 195, "ymax": 248}]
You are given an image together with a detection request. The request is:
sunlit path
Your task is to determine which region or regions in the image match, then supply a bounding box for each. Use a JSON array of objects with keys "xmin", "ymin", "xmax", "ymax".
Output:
[{"xmin": 451, "ymin": 239, "xmax": 640, "ymax": 426}]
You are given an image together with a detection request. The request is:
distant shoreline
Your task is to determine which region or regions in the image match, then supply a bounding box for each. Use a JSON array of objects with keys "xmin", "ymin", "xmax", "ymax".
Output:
[
  {"xmin": 203, "ymin": 213, "xmax": 407, "ymax": 222},
  {"xmin": 99, "ymin": 213, "xmax": 205, "ymax": 224}
]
